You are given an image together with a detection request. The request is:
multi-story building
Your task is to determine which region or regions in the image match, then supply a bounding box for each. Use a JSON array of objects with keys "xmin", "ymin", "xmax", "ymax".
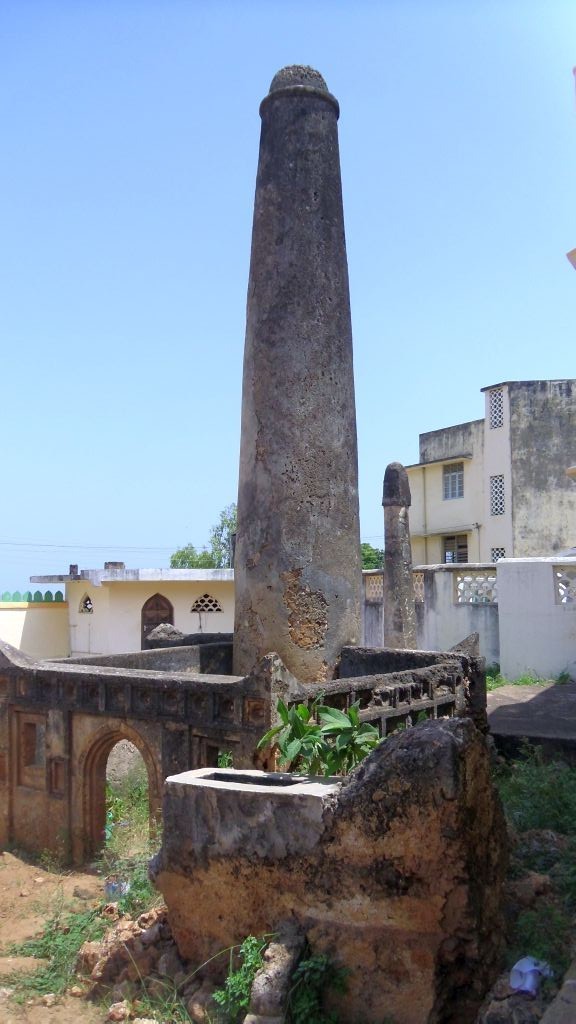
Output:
[{"xmin": 407, "ymin": 380, "xmax": 576, "ymax": 564}]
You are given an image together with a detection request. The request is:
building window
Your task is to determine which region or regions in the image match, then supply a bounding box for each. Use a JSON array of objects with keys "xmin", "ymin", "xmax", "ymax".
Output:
[
  {"xmin": 79, "ymin": 594, "xmax": 93, "ymax": 613},
  {"xmin": 490, "ymin": 475, "xmax": 505, "ymax": 515},
  {"xmin": 191, "ymin": 593, "xmax": 223, "ymax": 613},
  {"xmin": 443, "ymin": 462, "xmax": 464, "ymax": 500},
  {"xmin": 443, "ymin": 535, "xmax": 469, "ymax": 563},
  {"xmin": 491, "ymin": 547, "xmax": 506, "ymax": 562},
  {"xmin": 489, "ymin": 388, "xmax": 504, "ymax": 429}
]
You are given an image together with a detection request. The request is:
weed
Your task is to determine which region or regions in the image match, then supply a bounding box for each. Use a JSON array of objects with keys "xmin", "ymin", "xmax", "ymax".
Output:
[
  {"xmin": 495, "ymin": 743, "xmax": 576, "ymax": 980},
  {"xmin": 217, "ymin": 751, "xmax": 234, "ymax": 768},
  {"xmin": 212, "ymin": 934, "xmax": 267, "ymax": 1022},
  {"xmin": 9, "ymin": 896, "xmax": 107, "ymax": 997},
  {"xmin": 508, "ymin": 903, "xmax": 572, "ymax": 976},
  {"xmin": 486, "ymin": 668, "xmax": 570, "ymax": 691},
  {"xmin": 495, "ymin": 742, "xmax": 576, "ymax": 835},
  {"xmin": 287, "ymin": 952, "xmax": 348, "ymax": 1024},
  {"xmin": 105, "ymin": 765, "xmax": 150, "ymax": 858}
]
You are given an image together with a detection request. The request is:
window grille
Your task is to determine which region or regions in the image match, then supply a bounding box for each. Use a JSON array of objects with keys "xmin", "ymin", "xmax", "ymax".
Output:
[
  {"xmin": 490, "ymin": 475, "xmax": 505, "ymax": 515},
  {"xmin": 491, "ymin": 547, "xmax": 506, "ymax": 562},
  {"xmin": 364, "ymin": 574, "xmax": 383, "ymax": 601},
  {"xmin": 443, "ymin": 462, "xmax": 464, "ymax": 500},
  {"xmin": 455, "ymin": 571, "xmax": 498, "ymax": 605},
  {"xmin": 554, "ymin": 566, "xmax": 576, "ymax": 604},
  {"xmin": 489, "ymin": 388, "xmax": 504, "ymax": 428},
  {"xmin": 79, "ymin": 594, "xmax": 93, "ymax": 613},
  {"xmin": 191, "ymin": 593, "xmax": 223, "ymax": 613},
  {"xmin": 443, "ymin": 535, "xmax": 468, "ymax": 564}
]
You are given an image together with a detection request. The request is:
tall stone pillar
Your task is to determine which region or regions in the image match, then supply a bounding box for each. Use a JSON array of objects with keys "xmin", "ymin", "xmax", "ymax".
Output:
[
  {"xmin": 234, "ymin": 66, "xmax": 362, "ymax": 683},
  {"xmin": 383, "ymin": 462, "xmax": 417, "ymax": 649}
]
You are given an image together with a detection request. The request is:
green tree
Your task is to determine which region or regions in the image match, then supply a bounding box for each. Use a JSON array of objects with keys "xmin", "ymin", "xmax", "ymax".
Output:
[
  {"xmin": 208, "ymin": 502, "xmax": 237, "ymax": 568},
  {"xmin": 169, "ymin": 544, "xmax": 217, "ymax": 568},
  {"xmin": 170, "ymin": 503, "xmax": 237, "ymax": 569},
  {"xmin": 361, "ymin": 542, "xmax": 384, "ymax": 570}
]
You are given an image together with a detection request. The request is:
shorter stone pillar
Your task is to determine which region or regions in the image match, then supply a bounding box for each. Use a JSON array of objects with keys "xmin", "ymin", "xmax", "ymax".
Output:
[{"xmin": 383, "ymin": 462, "xmax": 417, "ymax": 649}]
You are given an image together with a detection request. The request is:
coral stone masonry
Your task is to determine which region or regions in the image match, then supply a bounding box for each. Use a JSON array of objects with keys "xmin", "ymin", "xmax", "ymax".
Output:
[
  {"xmin": 152, "ymin": 718, "xmax": 507, "ymax": 1024},
  {"xmin": 233, "ymin": 65, "xmax": 362, "ymax": 682}
]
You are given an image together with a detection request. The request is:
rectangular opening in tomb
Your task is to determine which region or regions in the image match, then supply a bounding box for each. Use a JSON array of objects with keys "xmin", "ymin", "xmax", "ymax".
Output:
[
  {"xmin": 22, "ymin": 721, "xmax": 45, "ymax": 767},
  {"xmin": 49, "ymin": 757, "xmax": 65, "ymax": 796},
  {"xmin": 202, "ymin": 771, "xmax": 301, "ymax": 787},
  {"xmin": 17, "ymin": 714, "xmax": 47, "ymax": 789}
]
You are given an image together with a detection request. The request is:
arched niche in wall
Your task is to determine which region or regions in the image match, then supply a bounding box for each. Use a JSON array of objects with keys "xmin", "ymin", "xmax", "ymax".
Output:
[{"xmin": 141, "ymin": 593, "xmax": 174, "ymax": 649}]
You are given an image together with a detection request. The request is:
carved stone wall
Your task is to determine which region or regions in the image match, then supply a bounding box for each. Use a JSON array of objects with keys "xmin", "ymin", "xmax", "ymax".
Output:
[{"xmin": 0, "ymin": 637, "xmax": 485, "ymax": 864}]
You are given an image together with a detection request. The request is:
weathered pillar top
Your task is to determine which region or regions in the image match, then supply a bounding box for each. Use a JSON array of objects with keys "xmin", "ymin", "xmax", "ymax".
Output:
[
  {"xmin": 261, "ymin": 64, "xmax": 340, "ymax": 117},
  {"xmin": 383, "ymin": 462, "xmax": 412, "ymax": 508}
]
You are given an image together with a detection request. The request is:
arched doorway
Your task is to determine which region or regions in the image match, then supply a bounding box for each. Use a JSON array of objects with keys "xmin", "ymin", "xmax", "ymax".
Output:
[
  {"xmin": 141, "ymin": 593, "xmax": 174, "ymax": 649},
  {"xmin": 82, "ymin": 727, "xmax": 160, "ymax": 860}
]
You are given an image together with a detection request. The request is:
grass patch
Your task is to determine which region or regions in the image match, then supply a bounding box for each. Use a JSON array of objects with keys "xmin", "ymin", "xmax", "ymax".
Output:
[
  {"xmin": 7, "ymin": 766, "xmax": 162, "ymax": 1004},
  {"xmin": 9, "ymin": 898, "xmax": 107, "ymax": 998},
  {"xmin": 495, "ymin": 742, "xmax": 576, "ymax": 835},
  {"xmin": 486, "ymin": 667, "xmax": 571, "ymax": 691},
  {"xmin": 495, "ymin": 743, "xmax": 576, "ymax": 977}
]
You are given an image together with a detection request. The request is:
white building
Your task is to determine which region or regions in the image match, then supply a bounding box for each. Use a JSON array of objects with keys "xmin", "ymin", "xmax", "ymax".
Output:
[
  {"xmin": 30, "ymin": 562, "xmax": 234, "ymax": 657},
  {"xmin": 407, "ymin": 380, "xmax": 576, "ymax": 565}
]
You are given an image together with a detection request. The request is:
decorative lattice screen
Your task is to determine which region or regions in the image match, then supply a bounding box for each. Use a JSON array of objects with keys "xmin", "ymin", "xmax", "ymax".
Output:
[
  {"xmin": 490, "ymin": 475, "xmax": 505, "ymax": 516},
  {"xmin": 554, "ymin": 566, "xmax": 576, "ymax": 605},
  {"xmin": 412, "ymin": 572, "xmax": 424, "ymax": 604},
  {"xmin": 455, "ymin": 571, "xmax": 498, "ymax": 605},
  {"xmin": 491, "ymin": 547, "xmax": 506, "ymax": 562},
  {"xmin": 489, "ymin": 388, "xmax": 504, "ymax": 429},
  {"xmin": 364, "ymin": 574, "xmax": 383, "ymax": 601},
  {"xmin": 191, "ymin": 593, "xmax": 223, "ymax": 613}
]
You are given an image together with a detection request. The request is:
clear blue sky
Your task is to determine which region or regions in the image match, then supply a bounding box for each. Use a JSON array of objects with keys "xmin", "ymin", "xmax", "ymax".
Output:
[{"xmin": 1, "ymin": 0, "xmax": 575, "ymax": 590}]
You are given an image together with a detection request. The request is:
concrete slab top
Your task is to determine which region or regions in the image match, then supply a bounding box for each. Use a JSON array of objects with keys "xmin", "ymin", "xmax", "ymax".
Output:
[
  {"xmin": 488, "ymin": 682, "xmax": 576, "ymax": 740},
  {"xmin": 165, "ymin": 766, "xmax": 341, "ymax": 798}
]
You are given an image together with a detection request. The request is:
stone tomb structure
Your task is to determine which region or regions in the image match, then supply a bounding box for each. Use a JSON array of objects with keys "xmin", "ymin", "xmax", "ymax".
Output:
[
  {"xmin": 0, "ymin": 635, "xmax": 482, "ymax": 864},
  {"xmin": 153, "ymin": 718, "xmax": 506, "ymax": 1024}
]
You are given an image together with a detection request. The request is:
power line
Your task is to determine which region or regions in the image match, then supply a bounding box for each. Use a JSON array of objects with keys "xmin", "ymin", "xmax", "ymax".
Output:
[{"xmin": 0, "ymin": 541, "xmax": 177, "ymax": 552}]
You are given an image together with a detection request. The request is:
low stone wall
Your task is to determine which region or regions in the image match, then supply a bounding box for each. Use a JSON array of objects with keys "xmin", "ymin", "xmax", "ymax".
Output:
[
  {"xmin": 152, "ymin": 718, "xmax": 507, "ymax": 1024},
  {"xmin": 0, "ymin": 635, "xmax": 485, "ymax": 864},
  {"xmin": 60, "ymin": 639, "xmax": 233, "ymax": 675}
]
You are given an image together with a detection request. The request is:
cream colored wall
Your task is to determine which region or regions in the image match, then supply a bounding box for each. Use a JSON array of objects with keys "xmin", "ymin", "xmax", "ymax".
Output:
[
  {"xmin": 482, "ymin": 387, "xmax": 513, "ymax": 559},
  {"xmin": 0, "ymin": 604, "xmax": 69, "ymax": 659},
  {"xmin": 407, "ymin": 453, "xmax": 483, "ymax": 563},
  {"xmin": 67, "ymin": 580, "xmax": 235, "ymax": 655},
  {"xmin": 67, "ymin": 582, "xmax": 111, "ymax": 656}
]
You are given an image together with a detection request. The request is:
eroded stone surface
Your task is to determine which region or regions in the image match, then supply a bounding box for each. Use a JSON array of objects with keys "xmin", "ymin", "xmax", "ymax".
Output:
[
  {"xmin": 383, "ymin": 462, "xmax": 417, "ymax": 649},
  {"xmin": 233, "ymin": 66, "xmax": 362, "ymax": 681},
  {"xmin": 152, "ymin": 718, "xmax": 507, "ymax": 1024}
]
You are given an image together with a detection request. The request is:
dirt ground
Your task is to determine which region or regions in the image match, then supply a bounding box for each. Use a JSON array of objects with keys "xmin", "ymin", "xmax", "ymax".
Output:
[
  {"xmin": 0, "ymin": 851, "xmax": 108, "ymax": 1024},
  {"xmin": 0, "ymin": 744, "xmax": 149, "ymax": 1023}
]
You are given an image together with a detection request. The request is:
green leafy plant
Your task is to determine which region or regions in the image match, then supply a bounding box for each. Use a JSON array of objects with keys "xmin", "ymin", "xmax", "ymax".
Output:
[
  {"xmin": 217, "ymin": 750, "xmax": 234, "ymax": 768},
  {"xmin": 287, "ymin": 952, "xmax": 348, "ymax": 1024},
  {"xmin": 258, "ymin": 699, "xmax": 380, "ymax": 776},
  {"xmin": 212, "ymin": 934, "xmax": 267, "ymax": 1022}
]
